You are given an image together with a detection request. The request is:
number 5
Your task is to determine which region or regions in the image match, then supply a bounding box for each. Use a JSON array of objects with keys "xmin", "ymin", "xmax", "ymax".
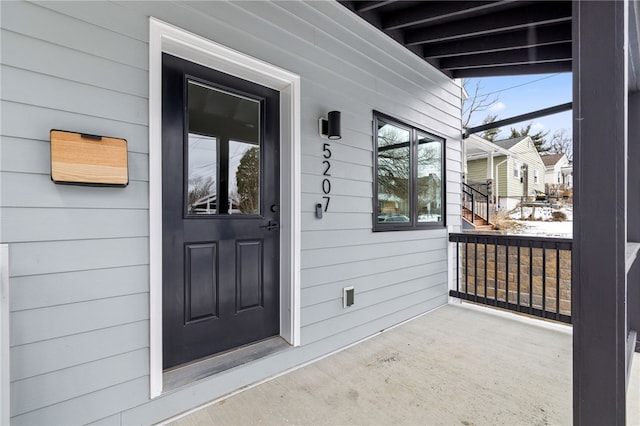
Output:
[{"xmin": 322, "ymin": 143, "xmax": 332, "ymax": 159}]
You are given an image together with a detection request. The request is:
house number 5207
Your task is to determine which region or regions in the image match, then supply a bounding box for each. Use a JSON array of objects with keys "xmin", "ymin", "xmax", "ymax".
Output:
[{"xmin": 322, "ymin": 143, "xmax": 331, "ymax": 212}]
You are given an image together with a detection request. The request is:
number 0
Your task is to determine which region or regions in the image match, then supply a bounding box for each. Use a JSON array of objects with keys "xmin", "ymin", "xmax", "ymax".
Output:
[{"xmin": 322, "ymin": 178, "xmax": 331, "ymax": 194}]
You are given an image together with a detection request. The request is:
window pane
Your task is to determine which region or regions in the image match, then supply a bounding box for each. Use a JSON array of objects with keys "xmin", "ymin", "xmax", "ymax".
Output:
[
  {"xmin": 377, "ymin": 122, "xmax": 411, "ymax": 223},
  {"xmin": 187, "ymin": 80, "xmax": 260, "ymax": 215},
  {"xmin": 187, "ymin": 133, "xmax": 218, "ymax": 215},
  {"xmin": 417, "ymin": 133, "xmax": 442, "ymax": 223},
  {"xmin": 229, "ymin": 140, "xmax": 260, "ymax": 214}
]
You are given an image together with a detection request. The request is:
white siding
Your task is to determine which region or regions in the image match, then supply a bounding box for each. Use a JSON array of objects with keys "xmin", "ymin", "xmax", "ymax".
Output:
[
  {"xmin": 509, "ymin": 138, "xmax": 546, "ymax": 195},
  {"xmin": 1, "ymin": 1, "xmax": 462, "ymax": 423}
]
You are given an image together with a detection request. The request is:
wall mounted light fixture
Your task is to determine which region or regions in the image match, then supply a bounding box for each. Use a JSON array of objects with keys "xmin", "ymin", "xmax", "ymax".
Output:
[{"xmin": 318, "ymin": 111, "xmax": 342, "ymax": 140}]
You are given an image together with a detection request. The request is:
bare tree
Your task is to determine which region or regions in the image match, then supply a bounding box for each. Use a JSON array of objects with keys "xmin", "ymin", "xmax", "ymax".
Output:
[
  {"xmin": 188, "ymin": 176, "xmax": 215, "ymax": 206},
  {"xmin": 377, "ymin": 126, "xmax": 410, "ymax": 208},
  {"xmin": 462, "ymin": 79, "xmax": 500, "ymax": 130},
  {"xmin": 547, "ymin": 128, "xmax": 573, "ymax": 161}
]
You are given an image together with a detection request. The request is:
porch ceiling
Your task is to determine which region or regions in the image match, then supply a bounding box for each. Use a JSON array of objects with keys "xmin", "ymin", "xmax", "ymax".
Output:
[{"xmin": 339, "ymin": 0, "xmax": 573, "ymax": 78}]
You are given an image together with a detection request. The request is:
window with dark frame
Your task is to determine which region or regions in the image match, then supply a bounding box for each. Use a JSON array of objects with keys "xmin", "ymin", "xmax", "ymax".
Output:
[{"xmin": 373, "ymin": 112, "xmax": 445, "ymax": 231}]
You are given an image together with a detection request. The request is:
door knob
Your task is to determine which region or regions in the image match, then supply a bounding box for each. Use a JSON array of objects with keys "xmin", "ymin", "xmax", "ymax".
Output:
[{"xmin": 260, "ymin": 220, "xmax": 279, "ymax": 231}]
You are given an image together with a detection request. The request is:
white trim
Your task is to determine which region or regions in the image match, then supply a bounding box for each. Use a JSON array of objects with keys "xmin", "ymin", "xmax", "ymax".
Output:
[
  {"xmin": 0, "ymin": 245, "xmax": 9, "ymax": 426},
  {"xmin": 149, "ymin": 18, "xmax": 301, "ymax": 399}
]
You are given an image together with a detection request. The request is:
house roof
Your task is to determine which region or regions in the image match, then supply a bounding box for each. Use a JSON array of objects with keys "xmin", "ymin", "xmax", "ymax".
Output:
[
  {"xmin": 541, "ymin": 153, "xmax": 566, "ymax": 167},
  {"xmin": 492, "ymin": 136, "xmax": 528, "ymax": 151},
  {"xmin": 465, "ymin": 134, "xmax": 512, "ymax": 158}
]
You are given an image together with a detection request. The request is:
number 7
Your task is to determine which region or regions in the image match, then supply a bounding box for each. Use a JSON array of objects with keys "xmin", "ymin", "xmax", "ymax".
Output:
[{"xmin": 322, "ymin": 196, "xmax": 331, "ymax": 212}]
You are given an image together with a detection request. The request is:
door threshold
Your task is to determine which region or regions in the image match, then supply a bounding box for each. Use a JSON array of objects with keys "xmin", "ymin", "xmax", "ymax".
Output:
[{"xmin": 163, "ymin": 337, "xmax": 290, "ymax": 392}]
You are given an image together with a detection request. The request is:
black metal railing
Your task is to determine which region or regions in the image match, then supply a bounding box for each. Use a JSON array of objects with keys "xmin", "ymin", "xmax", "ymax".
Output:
[
  {"xmin": 449, "ymin": 233, "xmax": 573, "ymax": 324},
  {"xmin": 462, "ymin": 183, "xmax": 490, "ymax": 224}
]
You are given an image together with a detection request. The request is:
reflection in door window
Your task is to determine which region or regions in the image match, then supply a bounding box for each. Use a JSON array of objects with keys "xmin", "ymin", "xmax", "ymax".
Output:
[
  {"xmin": 229, "ymin": 141, "xmax": 260, "ymax": 215},
  {"xmin": 187, "ymin": 134, "xmax": 218, "ymax": 214},
  {"xmin": 376, "ymin": 121, "xmax": 411, "ymax": 222},
  {"xmin": 417, "ymin": 133, "xmax": 442, "ymax": 223},
  {"xmin": 187, "ymin": 80, "xmax": 261, "ymax": 215}
]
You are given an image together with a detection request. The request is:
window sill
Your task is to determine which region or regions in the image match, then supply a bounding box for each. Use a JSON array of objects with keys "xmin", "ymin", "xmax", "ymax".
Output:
[{"xmin": 373, "ymin": 223, "xmax": 445, "ymax": 232}]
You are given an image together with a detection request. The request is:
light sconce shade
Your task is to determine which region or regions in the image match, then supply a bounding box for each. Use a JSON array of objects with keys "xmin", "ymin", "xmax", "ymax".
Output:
[{"xmin": 319, "ymin": 111, "xmax": 342, "ymax": 140}]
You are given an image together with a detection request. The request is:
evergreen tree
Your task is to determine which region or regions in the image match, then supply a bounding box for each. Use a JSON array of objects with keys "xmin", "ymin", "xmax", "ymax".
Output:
[
  {"xmin": 236, "ymin": 147, "xmax": 260, "ymax": 214},
  {"xmin": 481, "ymin": 114, "xmax": 500, "ymax": 141},
  {"xmin": 509, "ymin": 123, "xmax": 550, "ymax": 153}
]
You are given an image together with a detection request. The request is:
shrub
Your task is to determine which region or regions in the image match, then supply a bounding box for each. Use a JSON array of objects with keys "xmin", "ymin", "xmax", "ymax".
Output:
[{"xmin": 551, "ymin": 211, "xmax": 567, "ymax": 221}]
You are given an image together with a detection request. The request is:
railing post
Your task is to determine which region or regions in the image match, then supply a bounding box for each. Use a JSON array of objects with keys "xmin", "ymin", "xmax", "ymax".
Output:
[
  {"xmin": 486, "ymin": 192, "xmax": 490, "ymax": 223},
  {"xmin": 471, "ymin": 192, "xmax": 475, "ymax": 223},
  {"xmin": 462, "ymin": 183, "xmax": 491, "ymax": 225}
]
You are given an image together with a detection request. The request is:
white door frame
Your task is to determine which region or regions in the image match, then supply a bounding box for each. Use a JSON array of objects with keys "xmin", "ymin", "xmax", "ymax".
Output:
[
  {"xmin": 148, "ymin": 18, "xmax": 301, "ymax": 398},
  {"xmin": 0, "ymin": 245, "xmax": 9, "ymax": 426}
]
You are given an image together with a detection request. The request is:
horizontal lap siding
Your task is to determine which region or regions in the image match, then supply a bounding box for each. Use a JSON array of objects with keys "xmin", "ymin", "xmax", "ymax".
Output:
[
  {"xmin": 511, "ymin": 140, "xmax": 546, "ymax": 194},
  {"xmin": 467, "ymin": 158, "xmax": 489, "ymax": 184},
  {"xmin": 1, "ymin": 0, "xmax": 461, "ymax": 424},
  {"xmin": 293, "ymin": 0, "xmax": 461, "ymax": 352},
  {"xmin": 1, "ymin": 1, "xmax": 153, "ymax": 423}
]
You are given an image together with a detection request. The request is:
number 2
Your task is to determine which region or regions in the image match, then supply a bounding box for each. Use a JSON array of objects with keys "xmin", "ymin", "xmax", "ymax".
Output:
[{"xmin": 322, "ymin": 160, "xmax": 331, "ymax": 176}]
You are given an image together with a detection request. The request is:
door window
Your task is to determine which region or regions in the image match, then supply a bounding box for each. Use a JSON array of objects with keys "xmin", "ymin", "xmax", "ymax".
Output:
[{"xmin": 187, "ymin": 80, "xmax": 261, "ymax": 215}]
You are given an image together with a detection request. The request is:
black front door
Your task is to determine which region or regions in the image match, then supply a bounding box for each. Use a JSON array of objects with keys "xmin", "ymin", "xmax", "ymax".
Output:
[{"xmin": 162, "ymin": 54, "xmax": 280, "ymax": 369}]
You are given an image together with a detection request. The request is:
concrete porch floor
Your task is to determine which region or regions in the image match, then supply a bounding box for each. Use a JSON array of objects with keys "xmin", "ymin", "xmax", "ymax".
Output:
[{"xmin": 167, "ymin": 303, "xmax": 640, "ymax": 425}]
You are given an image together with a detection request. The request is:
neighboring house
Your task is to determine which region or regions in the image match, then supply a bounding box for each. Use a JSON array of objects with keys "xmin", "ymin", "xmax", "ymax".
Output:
[
  {"xmin": 467, "ymin": 136, "xmax": 546, "ymax": 211},
  {"xmin": 541, "ymin": 153, "xmax": 573, "ymax": 196},
  {"xmin": 0, "ymin": 2, "xmax": 461, "ymax": 424},
  {"xmin": 462, "ymin": 133, "xmax": 512, "ymax": 189}
]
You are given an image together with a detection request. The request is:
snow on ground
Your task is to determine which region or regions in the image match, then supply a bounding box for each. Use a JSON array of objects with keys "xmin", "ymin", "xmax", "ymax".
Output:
[
  {"xmin": 518, "ymin": 220, "xmax": 572, "ymax": 238},
  {"xmin": 509, "ymin": 205, "xmax": 573, "ymax": 221},
  {"xmin": 505, "ymin": 204, "xmax": 573, "ymax": 238}
]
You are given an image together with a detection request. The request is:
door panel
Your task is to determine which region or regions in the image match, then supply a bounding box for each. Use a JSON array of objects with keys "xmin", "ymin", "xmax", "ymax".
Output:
[
  {"xmin": 162, "ymin": 53, "xmax": 280, "ymax": 369},
  {"xmin": 236, "ymin": 240, "xmax": 264, "ymax": 312},
  {"xmin": 184, "ymin": 243, "xmax": 218, "ymax": 323}
]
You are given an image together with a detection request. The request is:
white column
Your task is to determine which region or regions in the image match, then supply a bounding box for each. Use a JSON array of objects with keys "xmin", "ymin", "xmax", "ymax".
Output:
[{"xmin": 487, "ymin": 151, "xmax": 494, "ymax": 180}]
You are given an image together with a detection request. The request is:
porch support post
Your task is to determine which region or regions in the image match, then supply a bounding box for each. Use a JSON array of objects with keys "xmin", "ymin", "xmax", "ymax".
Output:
[
  {"xmin": 573, "ymin": 1, "xmax": 628, "ymax": 425},
  {"xmin": 628, "ymin": 92, "xmax": 640, "ymax": 344}
]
